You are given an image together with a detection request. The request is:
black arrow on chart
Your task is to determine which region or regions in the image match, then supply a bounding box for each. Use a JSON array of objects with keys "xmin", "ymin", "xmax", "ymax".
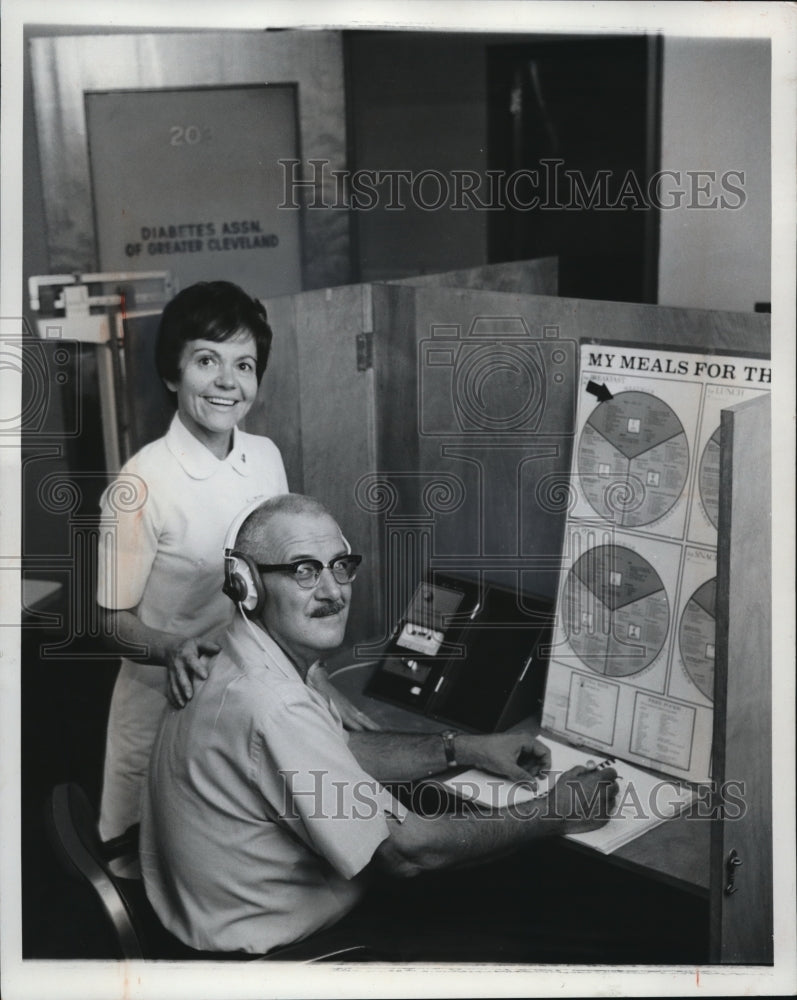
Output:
[{"xmin": 586, "ymin": 380, "xmax": 614, "ymax": 402}]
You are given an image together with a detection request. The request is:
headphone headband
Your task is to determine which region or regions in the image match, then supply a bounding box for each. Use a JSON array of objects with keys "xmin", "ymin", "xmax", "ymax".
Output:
[
  {"xmin": 225, "ymin": 495, "xmax": 351, "ymax": 555},
  {"xmin": 223, "ymin": 495, "xmax": 269, "ymax": 553}
]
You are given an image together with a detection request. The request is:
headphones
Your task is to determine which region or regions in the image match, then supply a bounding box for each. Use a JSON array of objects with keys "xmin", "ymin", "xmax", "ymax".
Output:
[
  {"xmin": 222, "ymin": 496, "xmax": 270, "ymax": 618},
  {"xmin": 222, "ymin": 495, "xmax": 355, "ymax": 619}
]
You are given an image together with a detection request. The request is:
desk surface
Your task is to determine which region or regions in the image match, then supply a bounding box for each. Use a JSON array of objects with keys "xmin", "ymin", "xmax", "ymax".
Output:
[{"xmin": 329, "ymin": 658, "xmax": 711, "ymax": 897}]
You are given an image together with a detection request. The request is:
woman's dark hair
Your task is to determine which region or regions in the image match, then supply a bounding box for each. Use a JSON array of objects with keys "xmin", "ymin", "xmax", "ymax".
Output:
[{"xmin": 155, "ymin": 281, "xmax": 273, "ymax": 385}]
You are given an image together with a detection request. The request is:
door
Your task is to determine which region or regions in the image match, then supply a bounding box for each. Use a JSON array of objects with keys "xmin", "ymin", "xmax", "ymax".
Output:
[
  {"xmin": 86, "ymin": 85, "xmax": 303, "ymax": 297},
  {"xmin": 487, "ymin": 35, "xmax": 661, "ymax": 303},
  {"xmin": 711, "ymin": 393, "xmax": 773, "ymax": 962}
]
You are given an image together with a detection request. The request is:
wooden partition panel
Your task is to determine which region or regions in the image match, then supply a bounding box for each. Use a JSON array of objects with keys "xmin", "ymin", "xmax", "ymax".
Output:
[
  {"xmin": 243, "ymin": 293, "xmax": 305, "ymax": 495},
  {"xmin": 711, "ymin": 393, "xmax": 773, "ymax": 963},
  {"xmin": 391, "ymin": 256, "xmax": 558, "ymax": 295}
]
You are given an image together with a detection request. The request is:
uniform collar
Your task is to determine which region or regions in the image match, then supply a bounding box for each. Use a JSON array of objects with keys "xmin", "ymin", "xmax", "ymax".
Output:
[{"xmin": 165, "ymin": 412, "xmax": 251, "ymax": 480}]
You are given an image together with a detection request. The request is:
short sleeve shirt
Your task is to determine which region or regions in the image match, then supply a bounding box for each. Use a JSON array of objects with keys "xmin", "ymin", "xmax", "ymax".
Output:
[
  {"xmin": 140, "ymin": 618, "xmax": 407, "ymax": 954},
  {"xmin": 96, "ymin": 412, "xmax": 288, "ymax": 643}
]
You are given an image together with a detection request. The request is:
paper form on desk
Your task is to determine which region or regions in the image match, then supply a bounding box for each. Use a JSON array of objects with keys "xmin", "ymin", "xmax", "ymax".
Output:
[{"xmin": 441, "ymin": 737, "xmax": 695, "ymax": 855}]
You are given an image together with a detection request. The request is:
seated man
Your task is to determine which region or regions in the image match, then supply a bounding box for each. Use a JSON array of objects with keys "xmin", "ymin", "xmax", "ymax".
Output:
[{"xmin": 140, "ymin": 494, "xmax": 618, "ymax": 957}]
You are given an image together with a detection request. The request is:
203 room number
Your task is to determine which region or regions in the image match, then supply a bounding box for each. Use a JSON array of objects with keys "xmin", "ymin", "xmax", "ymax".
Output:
[{"xmin": 169, "ymin": 124, "xmax": 211, "ymax": 145}]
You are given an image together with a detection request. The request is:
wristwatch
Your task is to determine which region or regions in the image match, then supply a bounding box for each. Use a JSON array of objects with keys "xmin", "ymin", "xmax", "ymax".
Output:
[{"xmin": 441, "ymin": 729, "xmax": 458, "ymax": 768}]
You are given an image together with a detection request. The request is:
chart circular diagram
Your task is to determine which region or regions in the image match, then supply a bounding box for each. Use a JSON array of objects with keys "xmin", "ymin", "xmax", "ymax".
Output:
[
  {"xmin": 698, "ymin": 428, "xmax": 720, "ymax": 529},
  {"xmin": 562, "ymin": 545, "xmax": 670, "ymax": 677},
  {"xmin": 678, "ymin": 577, "xmax": 716, "ymax": 701},
  {"xmin": 577, "ymin": 391, "xmax": 689, "ymax": 527}
]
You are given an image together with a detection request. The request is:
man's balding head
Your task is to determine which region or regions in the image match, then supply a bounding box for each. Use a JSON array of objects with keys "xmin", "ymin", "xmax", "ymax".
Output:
[{"xmin": 236, "ymin": 494, "xmax": 336, "ymax": 561}]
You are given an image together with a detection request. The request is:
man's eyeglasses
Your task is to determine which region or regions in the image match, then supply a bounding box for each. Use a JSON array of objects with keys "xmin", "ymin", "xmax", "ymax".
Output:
[{"xmin": 255, "ymin": 554, "xmax": 362, "ymax": 590}]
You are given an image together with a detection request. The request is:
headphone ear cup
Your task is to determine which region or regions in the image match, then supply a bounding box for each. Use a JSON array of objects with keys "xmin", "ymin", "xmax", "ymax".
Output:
[
  {"xmin": 224, "ymin": 552, "xmax": 266, "ymax": 617},
  {"xmin": 238, "ymin": 554, "xmax": 266, "ymax": 618}
]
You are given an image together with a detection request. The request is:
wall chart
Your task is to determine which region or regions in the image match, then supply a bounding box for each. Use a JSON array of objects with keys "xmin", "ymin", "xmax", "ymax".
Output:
[{"xmin": 541, "ymin": 342, "xmax": 770, "ymax": 782}]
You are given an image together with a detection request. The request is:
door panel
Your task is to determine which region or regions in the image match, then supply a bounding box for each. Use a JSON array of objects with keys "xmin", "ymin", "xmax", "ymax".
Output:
[
  {"xmin": 711, "ymin": 394, "xmax": 773, "ymax": 962},
  {"xmin": 243, "ymin": 293, "xmax": 305, "ymax": 496},
  {"xmin": 86, "ymin": 86, "xmax": 302, "ymax": 297}
]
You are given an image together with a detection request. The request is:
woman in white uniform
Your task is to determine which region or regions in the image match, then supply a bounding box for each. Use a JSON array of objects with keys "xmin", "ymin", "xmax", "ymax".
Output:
[{"xmin": 97, "ymin": 281, "xmax": 374, "ymax": 845}]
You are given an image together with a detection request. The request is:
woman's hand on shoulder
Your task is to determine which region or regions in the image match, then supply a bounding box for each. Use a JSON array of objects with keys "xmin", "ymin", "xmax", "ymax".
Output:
[{"xmin": 166, "ymin": 637, "xmax": 221, "ymax": 708}]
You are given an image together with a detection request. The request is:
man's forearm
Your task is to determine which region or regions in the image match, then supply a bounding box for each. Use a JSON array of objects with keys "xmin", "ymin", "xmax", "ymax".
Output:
[
  {"xmin": 348, "ymin": 730, "xmax": 480, "ymax": 782},
  {"xmin": 376, "ymin": 766, "xmax": 618, "ymax": 877},
  {"xmin": 377, "ymin": 796, "xmax": 565, "ymax": 877}
]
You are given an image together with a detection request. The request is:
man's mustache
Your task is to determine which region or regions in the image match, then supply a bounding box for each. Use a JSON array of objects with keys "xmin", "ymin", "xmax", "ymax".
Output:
[{"xmin": 310, "ymin": 601, "xmax": 346, "ymax": 618}]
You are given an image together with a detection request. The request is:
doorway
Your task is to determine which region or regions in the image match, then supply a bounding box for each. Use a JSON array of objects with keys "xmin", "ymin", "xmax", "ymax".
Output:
[{"xmin": 487, "ymin": 36, "xmax": 661, "ymax": 303}]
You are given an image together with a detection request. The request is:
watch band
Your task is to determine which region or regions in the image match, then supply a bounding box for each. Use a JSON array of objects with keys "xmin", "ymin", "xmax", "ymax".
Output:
[{"xmin": 441, "ymin": 729, "xmax": 457, "ymax": 768}]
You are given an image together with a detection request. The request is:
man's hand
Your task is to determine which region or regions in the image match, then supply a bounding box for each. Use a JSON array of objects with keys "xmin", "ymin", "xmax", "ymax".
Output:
[
  {"xmin": 166, "ymin": 637, "xmax": 221, "ymax": 708},
  {"xmin": 308, "ymin": 666, "xmax": 381, "ymax": 731},
  {"xmin": 547, "ymin": 764, "xmax": 620, "ymax": 834},
  {"xmin": 458, "ymin": 732, "xmax": 552, "ymax": 782}
]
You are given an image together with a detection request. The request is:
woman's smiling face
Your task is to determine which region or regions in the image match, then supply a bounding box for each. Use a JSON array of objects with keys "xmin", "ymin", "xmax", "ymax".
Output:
[{"xmin": 165, "ymin": 331, "xmax": 259, "ymax": 456}]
